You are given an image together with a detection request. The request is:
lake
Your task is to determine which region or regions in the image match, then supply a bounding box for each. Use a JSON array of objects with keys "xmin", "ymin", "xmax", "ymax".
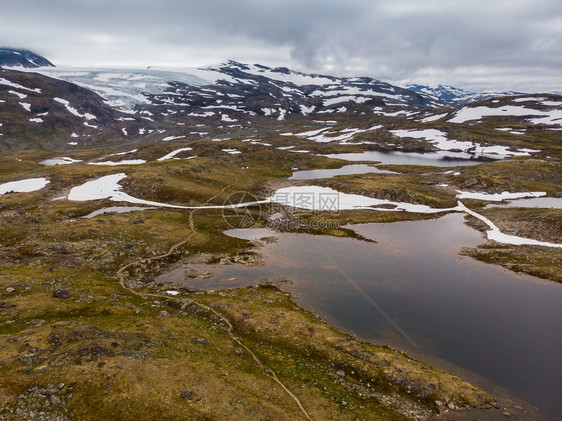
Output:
[
  {"xmin": 323, "ymin": 150, "xmax": 496, "ymax": 167},
  {"xmin": 289, "ymin": 164, "xmax": 397, "ymax": 180},
  {"xmin": 157, "ymin": 214, "xmax": 562, "ymax": 417}
]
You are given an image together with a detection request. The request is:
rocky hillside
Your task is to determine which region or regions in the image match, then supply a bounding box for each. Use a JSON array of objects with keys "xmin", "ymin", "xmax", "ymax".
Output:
[
  {"xmin": 0, "ymin": 48, "xmax": 54, "ymax": 68},
  {"xmin": 0, "ymin": 69, "xmax": 147, "ymax": 149},
  {"xmin": 2, "ymin": 53, "xmax": 561, "ymax": 155}
]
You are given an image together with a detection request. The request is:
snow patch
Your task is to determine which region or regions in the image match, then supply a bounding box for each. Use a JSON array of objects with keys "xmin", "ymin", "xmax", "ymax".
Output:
[
  {"xmin": 0, "ymin": 78, "xmax": 41, "ymax": 93},
  {"xmin": 89, "ymin": 160, "xmax": 146, "ymax": 166},
  {"xmin": 162, "ymin": 135, "xmax": 186, "ymax": 142},
  {"xmin": 449, "ymin": 105, "xmax": 562, "ymax": 126},
  {"xmin": 268, "ymin": 186, "xmax": 461, "ymax": 214},
  {"xmin": 457, "ymin": 202, "xmax": 562, "ymax": 248},
  {"xmin": 54, "ymin": 97, "xmax": 96, "ymax": 121},
  {"xmin": 0, "ymin": 178, "xmax": 49, "ymax": 195},
  {"xmin": 9, "ymin": 90, "xmax": 27, "ymax": 99},
  {"xmin": 157, "ymin": 147, "xmax": 193, "ymax": 161}
]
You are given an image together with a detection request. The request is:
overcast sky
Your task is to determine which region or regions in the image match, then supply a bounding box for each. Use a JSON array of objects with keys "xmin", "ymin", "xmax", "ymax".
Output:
[{"xmin": 2, "ymin": 0, "xmax": 561, "ymax": 92}]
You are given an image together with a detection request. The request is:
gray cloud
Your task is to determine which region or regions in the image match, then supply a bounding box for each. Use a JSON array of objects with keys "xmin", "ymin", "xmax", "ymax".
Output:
[{"xmin": 1, "ymin": 0, "xmax": 561, "ymax": 92}]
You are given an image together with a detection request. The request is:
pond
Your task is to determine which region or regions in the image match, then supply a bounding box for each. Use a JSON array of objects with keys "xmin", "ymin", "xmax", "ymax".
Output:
[
  {"xmin": 485, "ymin": 197, "xmax": 562, "ymax": 209},
  {"xmin": 157, "ymin": 214, "xmax": 562, "ymax": 416},
  {"xmin": 322, "ymin": 150, "xmax": 495, "ymax": 167},
  {"xmin": 289, "ymin": 164, "xmax": 397, "ymax": 180}
]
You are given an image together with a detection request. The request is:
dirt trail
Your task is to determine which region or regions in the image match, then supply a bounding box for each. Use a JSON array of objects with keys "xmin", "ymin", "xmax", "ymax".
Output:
[{"xmin": 116, "ymin": 184, "xmax": 313, "ymax": 421}]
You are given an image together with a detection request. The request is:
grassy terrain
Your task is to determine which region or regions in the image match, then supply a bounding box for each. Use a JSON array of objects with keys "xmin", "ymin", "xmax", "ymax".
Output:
[
  {"xmin": 0, "ymin": 197, "xmax": 493, "ymax": 420},
  {"xmin": 461, "ymin": 207, "xmax": 562, "ymax": 282},
  {"xmin": 1, "ymin": 115, "xmax": 560, "ymax": 419}
]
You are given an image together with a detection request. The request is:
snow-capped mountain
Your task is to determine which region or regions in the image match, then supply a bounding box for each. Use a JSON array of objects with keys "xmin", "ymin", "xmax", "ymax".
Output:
[
  {"xmin": 0, "ymin": 48, "xmax": 54, "ymax": 68},
  {"xmin": 27, "ymin": 60, "xmax": 450, "ymax": 116},
  {"xmin": 3, "ymin": 49, "xmax": 561, "ymax": 151},
  {"xmin": 405, "ymin": 84, "xmax": 521, "ymax": 105},
  {"xmin": 30, "ymin": 67, "xmax": 209, "ymax": 111},
  {"xmin": 0, "ymin": 67, "xmax": 146, "ymax": 149},
  {"xmin": 130, "ymin": 60, "xmax": 450, "ymax": 125}
]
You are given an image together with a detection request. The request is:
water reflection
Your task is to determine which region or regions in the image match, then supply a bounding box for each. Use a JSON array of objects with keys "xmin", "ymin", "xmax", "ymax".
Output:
[
  {"xmin": 289, "ymin": 164, "xmax": 397, "ymax": 180},
  {"xmin": 157, "ymin": 214, "xmax": 562, "ymax": 415},
  {"xmin": 323, "ymin": 150, "xmax": 495, "ymax": 167}
]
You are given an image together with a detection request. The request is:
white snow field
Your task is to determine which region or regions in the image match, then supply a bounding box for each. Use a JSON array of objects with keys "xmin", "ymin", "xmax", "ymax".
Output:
[
  {"xmin": 68, "ymin": 174, "xmax": 264, "ymax": 210},
  {"xmin": 157, "ymin": 147, "xmax": 194, "ymax": 161},
  {"xmin": 390, "ymin": 129, "xmax": 539, "ymax": 157},
  {"xmin": 449, "ymin": 105, "xmax": 562, "ymax": 126},
  {"xmin": 88, "ymin": 160, "xmax": 146, "ymax": 166},
  {"xmin": 267, "ymin": 186, "xmax": 462, "ymax": 214},
  {"xmin": 457, "ymin": 202, "xmax": 562, "ymax": 248},
  {"xmin": 0, "ymin": 178, "xmax": 49, "ymax": 195}
]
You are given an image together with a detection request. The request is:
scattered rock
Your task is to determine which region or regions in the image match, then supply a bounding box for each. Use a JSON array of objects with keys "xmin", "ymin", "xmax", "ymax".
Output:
[
  {"xmin": 20, "ymin": 354, "xmax": 37, "ymax": 366},
  {"xmin": 5, "ymin": 287, "xmax": 15, "ymax": 293},
  {"xmin": 158, "ymin": 310, "xmax": 170, "ymax": 318},
  {"xmin": 180, "ymin": 300, "xmax": 193, "ymax": 310},
  {"xmin": 336, "ymin": 370, "xmax": 346, "ymax": 378},
  {"xmin": 48, "ymin": 333, "xmax": 62, "ymax": 346},
  {"xmin": 50, "ymin": 395, "xmax": 62, "ymax": 406},
  {"xmin": 0, "ymin": 301, "xmax": 16, "ymax": 310},
  {"xmin": 41, "ymin": 389, "xmax": 57, "ymax": 396},
  {"xmin": 502, "ymin": 411, "xmax": 512, "ymax": 417},
  {"xmin": 52, "ymin": 290, "xmax": 70, "ymax": 299},
  {"xmin": 179, "ymin": 390, "xmax": 193, "ymax": 399},
  {"xmin": 235, "ymin": 348, "xmax": 244, "ymax": 356},
  {"xmin": 192, "ymin": 338, "xmax": 206, "ymax": 345}
]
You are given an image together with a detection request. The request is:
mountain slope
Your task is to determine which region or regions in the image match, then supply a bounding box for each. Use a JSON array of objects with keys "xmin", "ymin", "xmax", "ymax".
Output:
[
  {"xmin": 0, "ymin": 48, "xmax": 55, "ymax": 68},
  {"xmin": 0, "ymin": 69, "xmax": 146, "ymax": 149},
  {"xmin": 132, "ymin": 61, "xmax": 450, "ymax": 126},
  {"xmin": 27, "ymin": 61, "xmax": 450, "ymax": 118}
]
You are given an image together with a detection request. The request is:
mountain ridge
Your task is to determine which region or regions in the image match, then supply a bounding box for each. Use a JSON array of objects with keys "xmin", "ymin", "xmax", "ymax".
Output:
[
  {"xmin": 0, "ymin": 48, "xmax": 55, "ymax": 68},
  {"xmin": 405, "ymin": 83, "xmax": 523, "ymax": 104}
]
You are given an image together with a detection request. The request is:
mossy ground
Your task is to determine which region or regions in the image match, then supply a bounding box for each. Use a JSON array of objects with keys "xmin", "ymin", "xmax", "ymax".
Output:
[
  {"xmin": 0, "ymin": 120, "xmax": 560, "ymax": 418},
  {"xmin": 461, "ymin": 207, "xmax": 562, "ymax": 282},
  {"xmin": 0, "ymin": 172, "xmax": 493, "ymax": 420}
]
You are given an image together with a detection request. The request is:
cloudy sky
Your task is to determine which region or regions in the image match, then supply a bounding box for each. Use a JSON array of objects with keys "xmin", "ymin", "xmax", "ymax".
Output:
[{"xmin": 2, "ymin": 0, "xmax": 561, "ymax": 92}]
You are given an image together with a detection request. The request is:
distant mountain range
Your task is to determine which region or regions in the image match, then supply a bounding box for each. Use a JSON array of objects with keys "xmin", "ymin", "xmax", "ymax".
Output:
[
  {"xmin": 1, "ymin": 48, "xmax": 561, "ymax": 150},
  {"xmin": 0, "ymin": 48, "xmax": 549, "ymax": 108},
  {"xmin": 404, "ymin": 84, "xmax": 522, "ymax": 104}
]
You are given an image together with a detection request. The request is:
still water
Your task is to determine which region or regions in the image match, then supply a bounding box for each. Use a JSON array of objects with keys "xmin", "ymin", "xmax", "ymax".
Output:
[
  {"xmin": 158, "ymin": 214, "xmax": 562, "ymax": 416},
  {"xmin": 289, "ymin": 164, "xmax": 397, "ymax": 180},
  {"xmin": 323, "ymin": 150, "xmax": 495, "ymax": 166},
  {"xmin": 484, "ymin": 197, "xmax": 562, "ymax": 209}
]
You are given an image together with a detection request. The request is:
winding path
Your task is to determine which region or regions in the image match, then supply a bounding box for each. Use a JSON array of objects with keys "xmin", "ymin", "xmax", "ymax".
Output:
[{"xmin": 116, "ymin": 184, "xmax": 314, "ymax": 421}]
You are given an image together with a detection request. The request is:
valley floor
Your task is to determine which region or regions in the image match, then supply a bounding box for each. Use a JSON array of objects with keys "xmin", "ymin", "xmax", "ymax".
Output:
[{"xmin": 0, "ymin": 114, "xmax": 560, "ymax": 420}]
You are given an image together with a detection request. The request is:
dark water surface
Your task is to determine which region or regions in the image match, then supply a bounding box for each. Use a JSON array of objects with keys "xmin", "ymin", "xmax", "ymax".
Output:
[
  {"xmin": 322, "ymin": 150, "xmax": 494, "ymax": 166},
  {"xmin": 158, "ymin": 214, "xmax": 562, "ymax": 416},
  {"xmin": 289, "ymin": 164, "xmax": 396, "ymax": 180}
]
